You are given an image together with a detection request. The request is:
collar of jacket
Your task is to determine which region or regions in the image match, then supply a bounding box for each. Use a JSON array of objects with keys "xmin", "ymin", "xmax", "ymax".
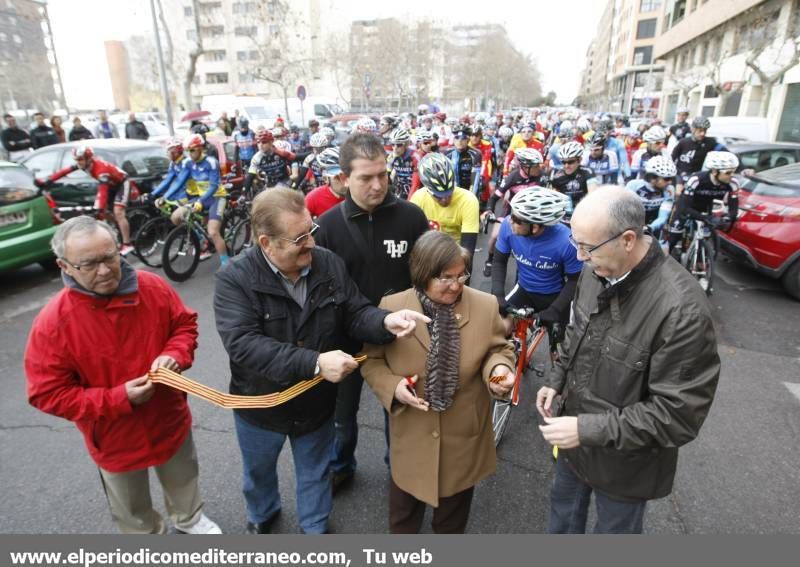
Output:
[
  {"xmin": 594, "ymin": 236, "xmax": 664, "ymax": 304},
  {"xmin": 400, "ymin": 287, "xmax": 472, "ymax": 351},
  {"xmin": 244, "ymin": 245, "xmax": 332, "ymax": 296},
  {"xmin": 344, "ymin": 191, "xmax": 397, "ymax": 219},
  {"xmin": 62, "ymin": 259, "xmax": 140, "ymax": 308}
]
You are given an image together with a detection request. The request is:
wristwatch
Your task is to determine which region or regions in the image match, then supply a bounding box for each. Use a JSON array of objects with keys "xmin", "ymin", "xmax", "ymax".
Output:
[{"xmin": 314, "ymin": 358, "xmax": 321, "ymax": 376}]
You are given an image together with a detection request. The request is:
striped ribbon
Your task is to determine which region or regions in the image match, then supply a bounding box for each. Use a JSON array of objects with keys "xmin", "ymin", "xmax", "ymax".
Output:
[{"xmin": 148, "ymin": 354, "xmax": 368, "ymax": 409}]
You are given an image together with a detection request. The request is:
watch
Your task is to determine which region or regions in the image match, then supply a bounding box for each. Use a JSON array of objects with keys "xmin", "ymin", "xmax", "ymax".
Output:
[{"xmin": 314, "ymin": 359, "xmax": 321, "ymax": 376}]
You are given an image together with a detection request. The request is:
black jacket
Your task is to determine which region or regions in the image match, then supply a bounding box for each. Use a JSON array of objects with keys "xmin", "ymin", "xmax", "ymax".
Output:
[
  {"xmin": 1, "ymin": 126, "xmax": 32, "ymax": 152},
  {"xmin": 125, "ymin": 120, "xmax": 149, "ymax": 140},
  {"xmin": 29, "ymin": 125, "xmax": 59, "ymax": 149},
  {"xmin": 68, "ymin": 126, "xmax": 94, "ymax": 141},
  {"xmin": 214, "ymin": 245, "xmax": 394, "ymax": 435}
]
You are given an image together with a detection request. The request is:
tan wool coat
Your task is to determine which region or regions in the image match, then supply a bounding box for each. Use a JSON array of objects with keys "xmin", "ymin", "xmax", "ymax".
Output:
[{"xmin": 362, "ymin": 286, "xmax": 515, "ymax": 507}]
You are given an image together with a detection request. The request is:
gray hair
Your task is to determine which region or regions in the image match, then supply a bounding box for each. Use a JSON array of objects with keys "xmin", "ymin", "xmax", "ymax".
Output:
[
  {"xmin": 50, "ymin": 216, "xmax": 117, "ymax": 258},
  {"xmin": 606, "ymin": 189, "xmax": 645, "ymax": 238}
]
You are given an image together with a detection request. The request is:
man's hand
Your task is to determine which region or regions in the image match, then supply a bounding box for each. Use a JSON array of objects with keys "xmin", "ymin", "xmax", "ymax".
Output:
[
  {"xmin": 317, "ymin": 350, "xmax": 359, "ymax": 383},
  {"xmin": 539, "ymin": 416, "xmax": 580, "ymax": 449},
  {"xmin": 536, "ymin": 386, "xmax": 559, "ymax": 418},
  {"xmin": 488, "ymin": 364, "xmax": 514, "ymax": 399},
  {"xmin": 150, "ymin": 355, "xmax": 180, "ymax": 373},
  {"xmin": 383, "ymin": 310, "xmax": 431, "ymax": 338},
  {"xmin": 125, "ymin": 376, "xmax": 155, "ymax": 406},
  {"xmin": 393, "ymin": 374, "xmax": 429, "ymax": 411}
]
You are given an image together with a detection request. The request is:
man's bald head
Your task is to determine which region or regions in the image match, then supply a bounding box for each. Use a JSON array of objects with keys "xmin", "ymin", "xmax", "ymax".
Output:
[{"xmin": 573, "ymin": 185, "xmax": 645, "ymax": 239}]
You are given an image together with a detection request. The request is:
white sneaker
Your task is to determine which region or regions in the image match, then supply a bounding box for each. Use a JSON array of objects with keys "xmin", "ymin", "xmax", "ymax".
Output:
[{"xmin": 177, "ymin": 513, "xmax": 222, "ymax": 534}]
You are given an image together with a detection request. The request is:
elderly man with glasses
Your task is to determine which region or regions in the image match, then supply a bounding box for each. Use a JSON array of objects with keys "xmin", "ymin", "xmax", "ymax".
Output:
[
  {"xmin": 24, "ymin": 216, "xmax": 221, "ymax": 534},
  {"xmin": 536, "ymin": 186, "xmax": 721, "ymax": 534},
  {"xmin": 213, "ymin": 187, "xmax": 429, "ymax": 535}
]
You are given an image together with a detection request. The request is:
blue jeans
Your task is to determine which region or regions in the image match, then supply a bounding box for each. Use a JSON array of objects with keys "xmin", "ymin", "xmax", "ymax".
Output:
[
  {"xmin": 548, "ymin": 455, "xmax": 647, "ymax": 534},
  {"xmin": 234, "ymin": 413, "xmax": 333, "ymax": 534},
  {"xmin": 330, "ymin": 369, "xmax": 363, "ymax": 475}
]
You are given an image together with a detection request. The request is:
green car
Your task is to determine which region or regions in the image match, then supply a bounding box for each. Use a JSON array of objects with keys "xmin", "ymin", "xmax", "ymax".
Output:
[{"xmin": 0, "ymin": 161, "xmax": 59, "ymax": 272}]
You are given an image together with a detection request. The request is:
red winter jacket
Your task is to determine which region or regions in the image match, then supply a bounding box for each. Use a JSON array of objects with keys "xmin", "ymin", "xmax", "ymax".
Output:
[{"xmin": 24, "ymin": 268, "xmax": 198, "ymax": 473}]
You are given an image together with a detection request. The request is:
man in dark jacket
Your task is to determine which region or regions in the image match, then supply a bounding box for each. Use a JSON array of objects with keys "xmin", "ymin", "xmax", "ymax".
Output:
[
  {"xmin": 68, "ymin": 116, "xmax": 94, "ymax": 141},
  {"xmin": 1, "ymin": 114, "xmax": 33, "ymax": 161},
  {"xmin": 29, "ymin": 112, "xmax": 60, "ymax": 149},
  {"xmin": 315, "ymin": 133, "xmax": 429, "ymax": 490},
  {"xmin": 125, "ymin": 112, "xmax": 149, "ymax": 140},
  {"xmin": 214, "ymin": 187, "xmax": 428, "ymax": 535},
  {"xmin": 537, "ymin": 185, "xmax": 720, "ymax": 534}
]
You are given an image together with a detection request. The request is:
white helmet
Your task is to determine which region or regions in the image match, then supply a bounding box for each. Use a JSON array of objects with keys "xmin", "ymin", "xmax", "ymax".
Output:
[
  {"xmin": 320, "ymin": 126, "xmax": 335, "ymax": 141},
  {"xmin": 274, "ymin": 140, "xmax": 292, "ymax": 152},
  {"xmin": 644, "ymin": 155, "xmax": 677, "ymax": 178},
  {"xmin": 416, "ymin": 130, "xmax": 434, "ymax": 143},
  {"xmin": 576, "ymin": 117, "xmax": 591, "ymax": 132},
  {"xmin": 703, "ymin": 151, "xmax": 739, "ymax": 171},
  {"xmin": 558, "ymin": 140, "xmax": 584, "ymax": 161},
  {"xmin": 515, "ymin": 148, "xmax": 544, "ymax": 167},
  {"xmin": 677, "ymin": 106, "xmax": 691, "ymax": 114},
  {"xmin": 498, "ymin": 126, "xmax": 514, "ymax": 139},
  {"xmin": 643, "ymin": 125, "xmax": 668, "ymax": 144},
  {"xmin": 510, "ymin": 187, "xmax": 570, "ymax": 226},
  {"xmin": 391, "ymin": 128, "xmax": 412, "ymax": 144},
  {"xmin": 559, "ymin": 120, "xmax": 573, "ymax": 135},
  {"xmin": 310, "ymin": 132, "xmax": 329, "ymax": 148},
  {"xmin": 353, "ymin": 116, "xmax": 377, "ymax": 134}
]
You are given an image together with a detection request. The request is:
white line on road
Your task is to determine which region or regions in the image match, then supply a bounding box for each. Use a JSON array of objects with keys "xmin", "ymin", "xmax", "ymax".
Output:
[
  {"xmin": 0, "ymin": 297, "xmax": 53, "ymax": 322},
  {"xmin": 783, "ymin": 382, "xmax": 800, "ymax": 403}
]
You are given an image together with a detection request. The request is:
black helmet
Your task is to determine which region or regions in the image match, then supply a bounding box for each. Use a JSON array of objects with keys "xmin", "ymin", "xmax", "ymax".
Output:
[
  {"xmin": 691, "ymin": 116, "xmax": 711, "ymax": 129},
  {"xmin": 589, "ymin": 132, "xmax": 607, "ymax": 148}
]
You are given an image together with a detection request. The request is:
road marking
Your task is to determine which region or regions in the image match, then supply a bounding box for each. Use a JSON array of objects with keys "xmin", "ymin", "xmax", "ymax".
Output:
[
  {"xmin": 0, "ymin": 297, "xmax": 53, "ymax": 322},
  {"xmin": 783, "ymin": 382, "xmax": 800, "ymax": 403}
]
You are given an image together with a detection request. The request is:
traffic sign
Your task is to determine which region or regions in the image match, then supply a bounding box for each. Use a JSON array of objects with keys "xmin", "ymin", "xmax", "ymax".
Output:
[{"xmin": 297, "ymin": 85, "xmax": 306, "ymax": 101}]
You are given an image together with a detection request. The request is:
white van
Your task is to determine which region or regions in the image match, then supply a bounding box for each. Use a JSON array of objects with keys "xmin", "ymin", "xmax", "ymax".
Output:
[
  {"xmin": 201, "ymin": 95, "xmax": 279, "ymax": 130},
  {"xmin": 707, "ymin": 117, "xmax": 772, "ymax": 144},
  {"xmin": 262, "ymin": 97, "xmax": 346, "ymax": 126}
]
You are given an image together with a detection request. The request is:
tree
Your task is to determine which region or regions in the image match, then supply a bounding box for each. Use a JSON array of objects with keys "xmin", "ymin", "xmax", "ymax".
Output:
[{"xmin": 181, "ymin": 0, "xmax": 204, "ymax": 112}]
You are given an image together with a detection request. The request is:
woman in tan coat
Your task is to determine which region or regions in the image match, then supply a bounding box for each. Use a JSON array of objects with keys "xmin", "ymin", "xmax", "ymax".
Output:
[{"xmin": 362, "ymin": 231, "xmax": 515, "ymax": 533}]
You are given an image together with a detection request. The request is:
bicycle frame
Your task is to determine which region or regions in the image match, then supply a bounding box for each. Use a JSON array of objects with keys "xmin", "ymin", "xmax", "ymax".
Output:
[{"xmin": 510, "ymin": 317, "xmax": 547, "ymax": 406}]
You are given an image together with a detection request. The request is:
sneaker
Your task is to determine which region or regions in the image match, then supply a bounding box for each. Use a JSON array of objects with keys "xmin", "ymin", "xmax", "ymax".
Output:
[
  {"xmin": 482, "ymin": 260, "xmax": 492, "ymax": 277},
  {"xmin": 119, "ymin": 243, "xmax": 134, "ymax": 256},
  {"xmin": 199, "ymin": 250, "xmax": 214, "ymax": 261},
  {"xmin": 332, "ymin": 469, "xmax": 354, "ymax": 496},
  {"xmin": 176, "ymin": 513, "xmax": 222, "ymax": 535}
]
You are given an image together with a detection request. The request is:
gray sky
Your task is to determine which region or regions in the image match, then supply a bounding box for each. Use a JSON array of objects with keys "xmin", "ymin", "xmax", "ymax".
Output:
[{"xmin": 49, "ymin": 0, "xmax": 605, "ymax": 109}]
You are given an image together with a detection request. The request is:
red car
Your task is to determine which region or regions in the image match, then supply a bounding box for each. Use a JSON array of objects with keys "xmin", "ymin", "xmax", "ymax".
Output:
[{"xmin": 718, "ymin": 163, "xmax": 800, "ymax": 300}]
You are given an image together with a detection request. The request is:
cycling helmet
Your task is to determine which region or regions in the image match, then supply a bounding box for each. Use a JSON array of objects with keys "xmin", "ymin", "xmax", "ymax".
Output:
[
  {"xmin": 391, "ymin": 128, "xmax": 412, "ymax": 144},
  {"xmin": 557, "ymin": 140, "xmax": 584, "ymax": 161},
  {"xmin": 576, "ymin": 117, "xmax": 591, "ymax": 132},
  {"xmin": 445, "ymin": 117, "xmax": 458, "ymax": 127},
  {"xmin": 435, "ymin": 111, "xmax": 447, "ymax": 121},
  {"xmin": 274, "ymin": 140, "xmax": 292, "ymax": 152},
  {"xmin": 703, "ymin": 151, "xmax": 739, "ymax": 171},
  {"xmin": 418, "ymin": 104, "xmax": 429, "ymax": 115},
  {"xmin": 72, "ymin": 145, "xmax": 94, "ymax": 160},
  {"xmin": 498, "ymin": 126, "xmax": 514, "ymax": 139},
  {"xmin": 191, "ymin": 122, "xmax": 209, "ymax": 136},
  {"xmin": 594, "ymin": 121, "xmax": 610, "ymax": 135},
  {"xmin": 256, "ymin": 130, "xmax": 274, "ymax": 144},
  {"xmin": 588, "ymin": 132, "xmax": 607, "ymax": 148},
  {"xmin": 418, "ymin": 153, "xmax": 455, "ymax": 197},
  {"xmin": 515, "ymin": 148, "xmax": 544, "ymax": 168},
  {"xmin": 183, "ymin": 133, "xmax": 205, "ymax": 150},
  {"xmin": 644, "ymin": 155, "xmax": 677, "ymax": 179},
  {"xmin": 354, "ymin": 116, "xmax": 377, "ymax": 134},
  {"xmin": 416, "ymin": 130, "xmax": 434, "ymax": 143},
  {"xmin": 469, "ymin": 124, "xmax": 483, "ymax": 136},
  {"xmin": 558, "ymin": 120, "xmax": 573, "ymax": 135},
  {"xmin": 510, "ymin": 187, "xmax": 569, "ymax": 226},
  {"xmin": 309, "ymin": 132, "xmax": 328, "ymax": 148},
  {"xmin": 166, "ymin": 137, "xmax": 184, "ymax": 158},
  {"xmin": 237, "ymin": 116, "xmax": 249, "ymax": 128},
  {"xmin": 642, "ymin": 125, "xmax": 668, "ymax": 144},
  {"xmin": 691, "ymin": 116, "xmax": 711, "ymax": 129},
  {"xmin": 451, "ymin": 124, "xmax": 469, "ymax": 140},
  {"xmin": 320, "ymin": 126, "xmax": 335, "ymax": 141},
  {"xmin": 380, "ymin": 113, "xmax": 400, "ymax": 129},
  {"xmin": 677, "ymin": 106, "xmax": 691, "ymax": 114},
  {"xmin": 315, "ymin": 147, "xmax": 341, "ymax": 175}
]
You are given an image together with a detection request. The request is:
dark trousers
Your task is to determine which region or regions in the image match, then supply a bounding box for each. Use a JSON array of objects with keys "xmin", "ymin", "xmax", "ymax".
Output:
[
  {"xmin": 389, "ymin": 480, "xmax": 474, "ymax": 534},
  {"xmin": 330, "ymin": 369, "xmax": 364, "ymax": 475},
  {"xmin": 548, "ymin": 456, "xmax": 647, "ymax": 534}
]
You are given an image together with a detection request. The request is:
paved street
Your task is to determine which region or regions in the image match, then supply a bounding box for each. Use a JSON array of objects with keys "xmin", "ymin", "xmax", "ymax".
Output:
[{"xmin": 1, "ymin": 235, "xmax": 799, "ymax": 534}]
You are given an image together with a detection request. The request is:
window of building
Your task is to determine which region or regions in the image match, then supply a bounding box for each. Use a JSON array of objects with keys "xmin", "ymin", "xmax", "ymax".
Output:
[
  {"xmin": 703, "ymin": 84, "xmax": 718, "ymax": 98},
  {"xmin": 698, "ymin": 41, "xmax": 708, "ymax": 65},
  {"xmin": 206, "ymin": 72, "xmax": 228, "ymax": 84},
  {"xmin": 721, "ymin": 90, "xmax": 742, "ymax": 117},
  {"xmin": 205, "ymin": 50, "xmax": 226, "ymax": 62},
  {"xmin": 708, "ymin": 35, "xmax": 721, "ymax": 60},
  {"xmin": 234, "ymin": 26, "xmax": 257, "ymax": 37},
  {"xmin": 184, "ymin": 6, "xmax": 193, "ymax": 16},
  {"xmin": 199, "ymin": 1, "xmax": 222, "ymax": 12},
  {"xmin": 640, "ymin": 0, "xmax": 661, "ymax": 12},
  {"xmin": 201, "ymin": 25, "xmax": 224, "ymax": 38},
  {"xmin": 636, "ymin": 18, "xmax": 657, "ymax": 39},
  {"xmin": 232, "ymin": 1, "xmax": 257, "ymax": 13},
  {"xmin": 632, "ymin": 46, "xmax": 653, "ymax": 65},
  {"xmin": 238, "ymin": 72, "xmax": 251, "ymax": 83},
  {"xmin": 186, "ymin": 29, "xmax": 197, "ymax": 41},
  {"xmin": 670, "ymin": 0, "xmax": 687, "ymax": 27}
]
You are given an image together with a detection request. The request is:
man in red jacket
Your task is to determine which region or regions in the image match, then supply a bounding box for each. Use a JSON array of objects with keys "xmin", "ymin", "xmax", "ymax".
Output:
[{"xmin": 24, "ymin": 216, "xmax": 221, "ymax": 535}]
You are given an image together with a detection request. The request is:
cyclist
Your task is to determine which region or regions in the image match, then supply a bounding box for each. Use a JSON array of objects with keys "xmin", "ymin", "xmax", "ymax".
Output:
[
  {"xmin": 468, "ymin": 124, "xmax": 497, "ymax": 206},
  {"xmin": 630, "ymin": 125, "xmax": 669, "ymax": 180},
  {"xmin": 386, "ymin": 127, "xmax": 417, "ymax": 200},
  {"xmin": 671, "ymin": 116, "xmax": 727, "ymax": 194},
  {"xmin": 150, "ymin": 138, "xmax": 186, "ymax": 203},
  {"xmin": 352, "ymin": 116, "xmax": 378, "ymax": 135},
  {"xmin": 304, "ymin": 147, "xmax": 347, "ymax": 218},
  {"xmin": 245, "ymin": 130, "xmax": 296, "ymax": 194},
  {"xmin": 548, "ymin": 141, "xmax": 598, "ymax": 217},
  {"xmin": 293, "ymin": 132, "xmax": 329, "ymax": 192},
  {"xmin": 490, "ymin": 187, "xmax": 582, "ymax": 339},
  {"xmin": 408, "ymin": 130, "xmax": 435, "ymax": 197},
  {"xmin": 667, "ymin": 151, "xmax": 739, "ymax": 253},
  {"xmin": 232, "ymin": 117, "xmax": 256, "ymax": 170},
  {"xmin": 447, "ymin": 125, "xmax": 483, "ymax": 198},
  {"xmin": 409, "ymin": 152, "xmax": 480, "ymax": 262},
  {"xmin": 163, "ymin": 133, "xmax": 229, "ymax": 265},
  {"xmin": 669, "ymin": 107, "xmax": 692, "ymax": 143},
  {"xmin": 37, "ymin": 145, "xmax": 134, "ymax": 255},
  {"xmin": 504, "ymin": 122, "xmax": 545, "ymax": 178},
  {"xmin": 379, "ymin": 113, "xmax": 400, "ymax": 149},
  {"xmin": 625, "ymin": 155, "xmax": 676, "ymax": 238},
  {"xmin": 582, "ymin": 132, "xmax": 620, "ymax": 184}
]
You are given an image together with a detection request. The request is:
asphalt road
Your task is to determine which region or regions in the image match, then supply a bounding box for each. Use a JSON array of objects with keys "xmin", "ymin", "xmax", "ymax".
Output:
[{"xmin": 1, "ymin": 235, "xmax": 799, "ymax": 534}]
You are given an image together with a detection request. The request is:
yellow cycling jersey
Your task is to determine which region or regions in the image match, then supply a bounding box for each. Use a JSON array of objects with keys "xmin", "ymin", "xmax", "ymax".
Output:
[{"xmin": 410, "ymin": 187, "xmax": 480, "ymax": 241}]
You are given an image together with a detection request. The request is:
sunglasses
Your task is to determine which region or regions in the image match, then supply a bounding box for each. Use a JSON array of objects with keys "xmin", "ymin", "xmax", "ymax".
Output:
[
  {"xmin": 562, "ymin": 159, "xmax": 579, "ymax": 165},
  {"xmin": 276, "ymin": 223, "xmax": 319, "ymax": 246}
]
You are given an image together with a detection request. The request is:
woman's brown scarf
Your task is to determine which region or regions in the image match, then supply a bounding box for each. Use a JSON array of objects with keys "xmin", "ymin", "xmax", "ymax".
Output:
[{"xmin": 417, "ymin": 290, "xmax": 461, "ymax": 411}]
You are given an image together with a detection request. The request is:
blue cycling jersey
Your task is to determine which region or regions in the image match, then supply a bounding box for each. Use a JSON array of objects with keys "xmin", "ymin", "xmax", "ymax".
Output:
[
  {"xmin": 233, "ymin": 130, "xmax": 256, "ymax": 162},
  {"xmin": 626, "ymin": 179, "xmax": 674, "ymax": 230},
  {"xmin": 151, "ymin": 158, "xmax": 185, "ymax": 198},
  {"xmin": 165, "ymin": 155, "xmax": 224, "ymax": 207}
]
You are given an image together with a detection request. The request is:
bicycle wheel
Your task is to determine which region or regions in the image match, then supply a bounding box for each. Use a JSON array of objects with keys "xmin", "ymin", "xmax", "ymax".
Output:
[
  {"xmin": 126, "ymin": 207, "xmax": 152, "ymax": 241},
  {"xmin": 134, "ymin": 217, "xmax": 173, "ymax": 267},
  {"xmin": 701, "ymin": 240, "xmax": 715, "ymax": 295},
  {"xmin": 162, "ymin": 225, "xmax": 201, "ymax": 282},
  {"xmin": 491, "ymin": 399, "xmax": 513, "ymax": 447},
  {"xmin": 226, "ymin": 218, "xmax": 251, "ymax": 256}
]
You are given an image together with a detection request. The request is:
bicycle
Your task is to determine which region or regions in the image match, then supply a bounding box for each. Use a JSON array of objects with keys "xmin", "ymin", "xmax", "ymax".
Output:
[
  {"xmin": 133, "ymin": 199, "xmax": 179, "ymax": 267},
  {"xmin": 491, "ymin": 307, "xmax": 557, "ymax": 447},
  {"xmin": 677, "ymin": 214, "xmax": 727, "ymax": 296}
]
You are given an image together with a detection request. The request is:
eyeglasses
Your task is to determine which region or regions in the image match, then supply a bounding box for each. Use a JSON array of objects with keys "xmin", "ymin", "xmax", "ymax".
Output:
[
  {"xmin": 434, "ymin": 271, "xmax": 470, "ymax": 286},
  {"xmin": 61, "ymin": 249, "xmax": 120, "ymax": 272},
  {"xmin": 562, "ymin": 159, "xmax": 579, "ymax": 165},
  {"xmin": 275, "ymin": 223, "xmax": 319, "ymax": 246},
  {"xmin": 569, "ymin": 229, "xmax": 632, "ymax": 256}
]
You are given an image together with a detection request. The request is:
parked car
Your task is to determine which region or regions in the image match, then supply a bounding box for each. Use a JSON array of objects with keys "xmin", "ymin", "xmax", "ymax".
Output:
[
  {"xmin": 728, "ymin": 141, "xmax": 800, "ymax": 173},
  {"xmin": 0, "ymin": 161, "xmax": 59, "ymax": 272},
  {"xmin": 19, "ymin": 139, "xmax": 170, "ymax": 208},
  {"xmin": 718, "ymin": 163, "xmax": 800, "ymax": 300}
]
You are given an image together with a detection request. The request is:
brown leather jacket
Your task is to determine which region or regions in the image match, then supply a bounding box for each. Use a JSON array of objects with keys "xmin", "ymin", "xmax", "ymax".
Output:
[{"xmin": 549, "ymin": 237, "xmax": 720, "ymax": 500}]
